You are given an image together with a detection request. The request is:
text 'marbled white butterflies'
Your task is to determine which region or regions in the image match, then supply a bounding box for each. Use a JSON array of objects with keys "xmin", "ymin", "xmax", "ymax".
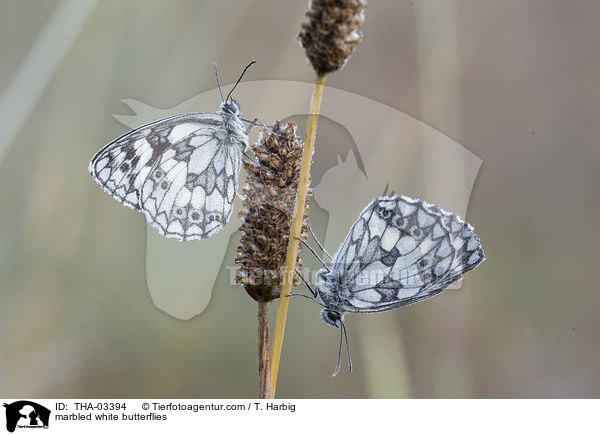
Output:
[
  {"xmin": 89, "ymin": 62, "xmax": 257, "ymax": 240},
  {"xmin": 301, "ymin": 194, "xmax": 485, "ymax": 375}
]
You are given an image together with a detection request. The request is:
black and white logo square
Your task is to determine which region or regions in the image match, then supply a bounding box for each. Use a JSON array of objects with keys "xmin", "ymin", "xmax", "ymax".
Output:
[{"xmin": 3, "ymin": 401, "xmax": 50, "ymax": 433}]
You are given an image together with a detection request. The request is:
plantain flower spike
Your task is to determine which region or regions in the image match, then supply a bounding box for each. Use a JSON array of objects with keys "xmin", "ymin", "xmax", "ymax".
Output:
[
  {"xmin": 236, "ymin": 122, "xmax": 311, "ymax": 302},
  {"xmin": 298, "ymin": 0, "xmax": 367, "ymax": 77}
]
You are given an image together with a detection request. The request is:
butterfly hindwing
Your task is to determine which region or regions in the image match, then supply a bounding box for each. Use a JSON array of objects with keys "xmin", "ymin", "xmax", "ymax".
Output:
[
  {"xmin": 328, "ymin": 195, "xmax": 485, "ymax": 313},
  {"xmin": 139, "ymin": 126, "xmax": 241, "ymax": 240}
]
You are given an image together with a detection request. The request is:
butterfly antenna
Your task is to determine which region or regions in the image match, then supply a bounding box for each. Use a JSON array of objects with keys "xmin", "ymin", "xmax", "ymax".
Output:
[
  {"xmin": 214, "ymin": 62, "xmax": 224, "ymax": 103},
  {"xmin": 332, "ymin": 321, "xmax": 344, "ymax": 377},
  {"xmin": 341, "ymin": 318, "xmax": 353, "ymax": 373},
  {"xmin": 226, "ymin": 60, "xmax": 256, "ymax": 103}
]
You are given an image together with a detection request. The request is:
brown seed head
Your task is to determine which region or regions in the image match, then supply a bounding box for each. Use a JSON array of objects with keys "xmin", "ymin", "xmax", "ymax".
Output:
[
  {"xmin": 235, "ymin": 121, "xmax": 311, "ymax": 302},
  {"xmin": 298, "ymin": 0, "xmax": 367, "ymax": 76}
]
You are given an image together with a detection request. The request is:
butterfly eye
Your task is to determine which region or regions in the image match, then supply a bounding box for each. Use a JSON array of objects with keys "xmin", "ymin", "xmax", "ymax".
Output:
[
  {"xmin": 190, "ymin": 211, "xmax": 202, "ymax": 222},
  {"xmin": 418, "ymin": 259, "xmax": 429, "ymax": 268},
  {"xmin": 175, "ymin": 208, "xmax": 184, "ymax": 216},
  {"xmin": 120, "ymin": 162, "xmax": 129, "ymax": 171},
  {"xmin": 221, "ymin": 102, "xmax": 237, "ymax": 114},
  {"xmin": 412, "ymin": 228, "xmax": 422, "ymax": 237},
  {"xmin": 160, "ymin": 181, "xmax": 169, "ymax": 189},
  {"xmin": 154, "ymin": 170, "xmax": 163, "ymax": 179},
  {"xmin": 321, "ymin": 310, "xmax": 341, "ymax": 327}
]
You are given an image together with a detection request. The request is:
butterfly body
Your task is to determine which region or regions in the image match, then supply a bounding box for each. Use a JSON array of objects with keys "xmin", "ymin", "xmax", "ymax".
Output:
[
  {"xmin": 89, "ymin": 100, "xmax": 248, "ymax": 240},
  {"xmin": 313, "ymin": 195, "xmax": 485, "ymax": 328}
]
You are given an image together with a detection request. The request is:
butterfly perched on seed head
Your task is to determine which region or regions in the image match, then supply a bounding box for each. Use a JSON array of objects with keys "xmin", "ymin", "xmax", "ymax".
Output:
[
  {"xmin": 89, "ymin": 62, "xmax": 257, "ymax": 240},
  {"xmin": 303, "ymin": 194, "xmax": 485, "ymax": 375}
]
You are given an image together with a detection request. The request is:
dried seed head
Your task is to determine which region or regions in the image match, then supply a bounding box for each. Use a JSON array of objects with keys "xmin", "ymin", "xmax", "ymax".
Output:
[
  {"xmin": 298, "ymin": 0, "xmax": 367, "ymax": 77},
  {"xmin": 235, "ymin": 121, "xmax": 311, "ymax": 302}
]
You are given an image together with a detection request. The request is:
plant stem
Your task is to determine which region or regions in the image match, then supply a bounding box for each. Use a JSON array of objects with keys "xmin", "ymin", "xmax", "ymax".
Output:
[
  {"xmin": 269, "ymin": 74, "xmax": 327, "ymax": 398},
  {"xmin": 258, "ymin": 300, "xmax": 270, "ymax": 398}
]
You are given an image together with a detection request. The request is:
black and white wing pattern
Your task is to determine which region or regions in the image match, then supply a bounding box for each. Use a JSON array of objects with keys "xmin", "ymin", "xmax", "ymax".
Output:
[
  {"xmin": 138, "ymin": 118, "xmax": 241, "ymax": 240},
  {"xmin": 89, "ymin": 105, "xmax": 247, "ymax": 240},
  {"xmin": 320, "ymin": 195, "xmax": 485, "ymax": 313}
]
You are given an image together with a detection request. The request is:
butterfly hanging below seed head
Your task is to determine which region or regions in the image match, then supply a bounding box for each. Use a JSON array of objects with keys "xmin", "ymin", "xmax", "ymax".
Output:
[
  {"xmin": 303, "ymin": 194, "xmax": 485, "ymax": 375},
  {"xmin": 88, "ymin": 61, "xmax": 257, "ymax": 240}
]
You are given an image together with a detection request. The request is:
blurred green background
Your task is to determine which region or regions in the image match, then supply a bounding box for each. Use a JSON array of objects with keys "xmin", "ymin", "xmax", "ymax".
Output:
[{"xmin": 1, "ymin": 0, "xmax": 598, "ymax": 398}]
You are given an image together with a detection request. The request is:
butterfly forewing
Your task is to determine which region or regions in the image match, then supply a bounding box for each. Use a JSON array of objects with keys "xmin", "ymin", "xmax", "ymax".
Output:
[
  {"xmin": 89, "ymin": 113, "xmax": 185, "ymax": 210},
  {"xmin": 327, "ymin": 195, "xmax": 485, "ymax": 313},
  {"xmin": 89, "ymin": 110, "xmax": 245, "ymax": 240}
]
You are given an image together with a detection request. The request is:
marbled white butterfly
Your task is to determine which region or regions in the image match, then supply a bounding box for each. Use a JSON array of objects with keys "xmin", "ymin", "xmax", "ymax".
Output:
[
  {"xmin": 301, "ymin": 194, "xmax": 485, "ymax": 375},
  {"xmin": 88, "ymin": 62, "xmax": 256, "ymax": 240}
]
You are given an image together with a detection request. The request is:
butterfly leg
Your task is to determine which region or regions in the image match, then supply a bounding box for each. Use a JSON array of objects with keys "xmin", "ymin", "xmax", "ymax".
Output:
[
  {"xmin": 288, "ymin": 290, "xmax": 330, "ymax": 310},
  {"xmin": 309, "ymin": 226, "xmax": 334, "ymax": 261},
  {"xmin": 241, "ymin": 117, "xmax": 269, "ymax": 134},
  {"xmin": 240, "ymin": 150, "xmax": 276, "ymax": 176},
  {"xmin": 297, "ymin": 237, "xmax": 330, "ymax": 271},
  {"xmin": 290, "ymin": 270, "xmax": 333, "ymax": 309},
  {"xmin": 241, "ymin": 150, "xmax": 260, "ymax": 165},
  {"xmin": 292, "ymin": 269, "xmax": 318, "ymax": 298}
]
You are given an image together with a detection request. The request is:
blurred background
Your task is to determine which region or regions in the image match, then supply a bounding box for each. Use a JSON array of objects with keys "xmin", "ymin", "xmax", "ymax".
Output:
[{"xmin": 1, "ymin": 0, "xmax": 598, "ymax": 398}]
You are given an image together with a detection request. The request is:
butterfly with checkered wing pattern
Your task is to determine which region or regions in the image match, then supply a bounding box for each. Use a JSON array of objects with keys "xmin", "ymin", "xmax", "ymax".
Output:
[
  {"xmin": 306, "ymin": 194, "xmax": 485, "ymax": 375},
  {"xmin": 89, "ymin": 100, "xmax": 247, "ymax": 240}
]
